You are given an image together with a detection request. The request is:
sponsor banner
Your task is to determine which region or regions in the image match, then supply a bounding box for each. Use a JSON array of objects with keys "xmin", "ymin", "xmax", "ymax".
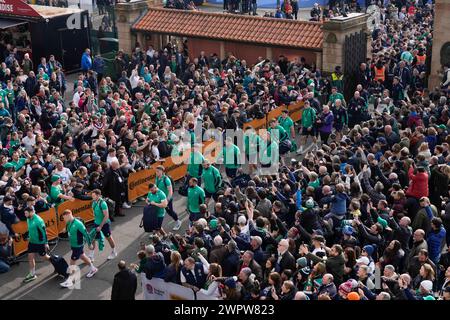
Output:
[
  {"xmin": 57, "ymin": 199, "xmax": 94, "ymax": 233},
  {"xmin": 155, "ymin": 156, "xmax": 188, "ymax": 182},
  {"xmin": 128, "ymin": 168, "xmax": 155, "ymax": 202},
  {"xmin": 11, "ymin": 221, "xmax": 28, "ymax": 257},
  {"xmin": 39, "ymin": 208, "xmax": 59, "ymax": 240},
  {"xmin": 245, "ymin": 116, "xmax": 267, "ymax": 132},
  {"xmin": 141, "ymin": 275, "xmax": 195, "ymax": 300},
  {"xmin": 267, "ymin": 106, "xmax": 284, "ymax": 121},
  {"xmin": 12, "ymin": 208, "xmax": 59, "ymax": 256},
  {"xmin": 288, "ymin": 101, "xmax": 304, "ymax": 123}
]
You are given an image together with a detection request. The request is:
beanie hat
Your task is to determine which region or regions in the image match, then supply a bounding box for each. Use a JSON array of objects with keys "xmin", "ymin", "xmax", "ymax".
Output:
[
  {"xmin": 420, "ymin": 280, "xmax": 433, "ymax": 292},
  {"xmin": 305, "ymin": 198, "xmax": 315, "ymax": 209},
  {"xmin": 349, "ymin": 279, "xmax": 358, "ymax": 289},
  {"xmin": 377, "ymin": 217, "xmax": 388, "ymax": 229},
  {"xmin": 209, "ymin": 219, "xmax": 218, "ymax": 230},
  {"xmin": 347, "ymin": 292, "xmax": 360, "ymax": 300},
  {"xmin": 339, "ymin": 281, "xmax": 353, "ymax": 295},
  {"xmin": 363, "ymin": 245, "xmax": 375, "ymax": 257},
  {"xmin": 224, "ymin": 276, "xmax": 237, "ymax": 289},
  {"xmin": 342, "ymin": 225, "xmax": 354, "ymax": 235},
  {"xmin": 296, "ymin": 257, "xmax": 308, "ymax": 269}
]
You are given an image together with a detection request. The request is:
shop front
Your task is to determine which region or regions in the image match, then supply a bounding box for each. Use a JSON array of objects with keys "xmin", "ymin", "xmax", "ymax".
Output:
[{"xmin": 0, "ymin": 0, "xmax": 91, "ymax": 72}]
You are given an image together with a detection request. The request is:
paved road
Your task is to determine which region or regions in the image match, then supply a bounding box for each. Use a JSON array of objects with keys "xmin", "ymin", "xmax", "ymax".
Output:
[{"xmin": 0, "ymin": 194, "xmax": 192, "ymax": 300}]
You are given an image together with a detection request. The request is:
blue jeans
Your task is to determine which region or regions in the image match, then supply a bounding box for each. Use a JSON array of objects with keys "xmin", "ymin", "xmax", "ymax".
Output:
[{"xmin": 0, "ymin": 260, "xmax": 10, "ymax": 273}]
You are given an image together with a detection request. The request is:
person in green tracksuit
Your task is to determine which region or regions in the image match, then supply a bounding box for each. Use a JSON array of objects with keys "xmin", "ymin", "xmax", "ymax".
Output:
[
  {"xmin": 278, "ymin": 109, "xmax": 297, "ymax": 152},
  {"xmin": 146, "ymin": 183, "xmax": 168, "ymax": 236},
  {"xmin": 23, "ymin": 207, "xmax": 51, "ymax": 283},
  {"xmin": 187, "ymin": 177, "xmax": 205, "ymax": 223},
  {"xmin": 219, "ymin": 137, "xmax": 241, "ymax": 179},
  {"xmin": 88, "ymin": 189, "xmax": 117, "ymax": 262},
  {"xmin": 278, "ymin": 109, "xmax": 295, "ymax": 139},
  {"xmin": 268, "ymin": 119, "xmax": 289, "ymax": 143},
  {"xmin": 60, "ymin": 209, "xmax": 97, "ymax": 288},
  {"xmin": 201, "ymin": 160, "xmax": 222, "ymax": 203},
  {"xmin": 328, "ymin": 86, "xmax": 346, "ymax": 107},
  {"xmin": 259, "ymin": 131, "xmax": 279, "ymax": 172},
  {"xmin": 155, "ymin": 165, "xmax": 181, "ymax": 231},
  {"xmin": 244, "ymin": 126, "xmax": 261, "ymax": 175},
  {"xmin": 298, "ymin": 100, "xmax": 317, "ymax": 154},
  {"xmin": 187, "ymin": 147, "xmax": 205, "ymax": 185},
  {"xmin": 48, "ymin": 175, "xmax": 73, "ymax": 206}
]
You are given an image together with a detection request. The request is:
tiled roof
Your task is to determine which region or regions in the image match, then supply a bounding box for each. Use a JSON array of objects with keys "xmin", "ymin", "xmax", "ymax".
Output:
[{"xmin": 133, "ymin": 8, "xmax": 323, "ymax": 50}]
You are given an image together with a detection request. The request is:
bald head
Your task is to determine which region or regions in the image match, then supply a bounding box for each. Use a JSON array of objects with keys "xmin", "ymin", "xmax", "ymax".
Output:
[
  {"xmin": 294, "ymin": 291, "xmax": 308, "ymax": 300},
  {"xmin": 118, "ymin": 260, "xmax": 126, "ymax": 270}
]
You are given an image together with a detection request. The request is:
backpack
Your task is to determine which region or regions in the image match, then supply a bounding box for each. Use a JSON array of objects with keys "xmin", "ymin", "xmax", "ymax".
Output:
[{"xmin": 163, "ymin": 175, "xmax": 175, "ymax": 191}]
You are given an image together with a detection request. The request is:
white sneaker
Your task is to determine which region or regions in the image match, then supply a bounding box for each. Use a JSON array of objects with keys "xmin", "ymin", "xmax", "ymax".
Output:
[
  {"xmin": 172, "ymin": 220, "xmax": 182, "ymax": 231},
  {"xmin": 86, "ymin": 267, "xmax": 98, "ymax": 278},
  {"xmin": 88, "ymin": 251, "xmax": 95, "ymax": 262},
  {"xmin": 122, "ymin": 202, "xmax": 131, "ymax": 209},
  {"xmin": 296, "ymin": 147, "xmax": 304, "ymax": 154},
  {"xmin": 60, "ymin": 279, "xmax": 74, "ymax": 288},
  {"xmin": 107, "ymin": 251, "xmax": 118, "ymax": 260}
]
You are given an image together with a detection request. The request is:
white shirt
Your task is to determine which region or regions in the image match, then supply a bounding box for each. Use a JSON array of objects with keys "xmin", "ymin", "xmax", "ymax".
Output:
[
  {"xmin": 151, "ymin": 145, "xmax": 160, "ymax": 161},
  {"xmin": 22, "ymin": 135, "xmax": 36, "ymax": 154},
  {"xmin": 53, "ymin": 167, "xmax": 73, "ymax": 184},
  {"xmin": 106, "ymin": 155, "xmax": 119, "ymax": 167},
  {"xmin": 73, "ymin": 91, "xmax": 81, "ymax": 106},
  {"xmin": 146, "ymin": 49, "xmax": 154, "ymax": 59}
]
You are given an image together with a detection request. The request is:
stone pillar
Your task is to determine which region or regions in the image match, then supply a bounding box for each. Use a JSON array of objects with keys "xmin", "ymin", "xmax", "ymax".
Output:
[
  {"xmin": 315, "ymin": 51, "xmax": 322, "ymax": 70},
  {"xmin": 322, "ymin": 13, "xmax": 370, "ymax": 74},
  {"xmin": 266, "ymin": 47, "xmax": 273, "ymax": 61},
  {"xmin": 219, "ymin": 41, "xmax": 225, "ymax": 60},
  {"xmin": 429, "ymin": 0, "xmax": 450, "ymax": 89},
  {"xmin": 147, "ymin": 0, "xmax": 163, "ymax": 6},
  {"xmin": 115, "ymin": 0, "xmax": 149, "ymax": 54}
]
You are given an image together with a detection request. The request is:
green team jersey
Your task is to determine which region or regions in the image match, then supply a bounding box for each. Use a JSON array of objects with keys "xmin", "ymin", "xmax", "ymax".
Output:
[
  {"xmin": 5, "ymin": 88, "xmax": 14, "ymax": 106},
  {"xmin": 156, "ymin": 175, "xmax": 172, "ymax": 198},
  {"xmin": 221, "ymin": 144, "xmax": 241, "ymax": 169},
  {"xmin": 269, "ymin": 124, "xmax": 288, "ymax": 142},
  {"xmin": 0, "ymin": 89, "xmax": 8, "ymax": 105},
  {"xmin": 328, "ymin": 92, "xmax": 345, "ymax": 105},
  {"xmin": 37, "ymin": 73, "xmax": 49, "ymax": 81},
  {"xmin": 244, "ymin": 132, "xmax": 261, "ymax": 156},
  {"xmin": 260, "ymin": 140, "xmax": 278, "ymax": 166},
  {"xmin": 92, "ymin": 199, "xmax": 110, "ymax": 225},
  {"xmin": 49, "ymin": 185, "xmax": 63, "ymax": 204},
  {"xmin": 67, "ymin": 218, "xmax": 90, "ymax": 248},
  {"xmin": 7, "ymin": 158, "xmax": 26, "ymax": 171},
  {"xmin": 27, "ymin": 214, "xmax": 47, "ymax": 245},
  {"xmin": 278, "ymin": 116, "xmax": 294, "ymax": 138},
  {"xmin": 187, "ymin": 151, "xmax": 205, "ymax": 178},
  {"xmin": 301, "ymin": 107, "xmax": 316, "ymax": 128},
  {"xmin": 187, "ymin": 185, "xmax": 205, "ymax": 213},
  {"xmin": 147, "ymin": 189, "xmax": 167, "ymax": 218},
  {"xmin": 201, "ymin": 165, "xmax": 222, "ymax": 193}
]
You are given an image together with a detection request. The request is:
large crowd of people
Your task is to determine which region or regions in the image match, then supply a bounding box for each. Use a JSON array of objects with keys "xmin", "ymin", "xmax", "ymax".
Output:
[{"xmin": 1, "ymin": 0, "xmax": 450, "ymax": 301}]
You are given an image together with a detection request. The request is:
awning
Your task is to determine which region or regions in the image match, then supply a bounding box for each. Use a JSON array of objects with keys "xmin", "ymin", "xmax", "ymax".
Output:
[{"xmin": 0, "ymin": 18, "xmax": 27, "ymax": 30}]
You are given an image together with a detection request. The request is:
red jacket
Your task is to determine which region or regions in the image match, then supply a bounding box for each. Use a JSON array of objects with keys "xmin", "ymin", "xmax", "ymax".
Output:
[{"xmin": 406, "ymin": 167, "xmax": 428, "ymax": 199}]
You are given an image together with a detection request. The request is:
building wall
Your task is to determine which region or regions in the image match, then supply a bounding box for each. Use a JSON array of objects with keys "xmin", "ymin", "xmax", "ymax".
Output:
[
  {"xmin": 187, "ymin": 37, "xmax": 319, "ymax": 67},
  {"xmin": 429, "ymin": 0, "xmax": 450, "ymax": 89}
]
